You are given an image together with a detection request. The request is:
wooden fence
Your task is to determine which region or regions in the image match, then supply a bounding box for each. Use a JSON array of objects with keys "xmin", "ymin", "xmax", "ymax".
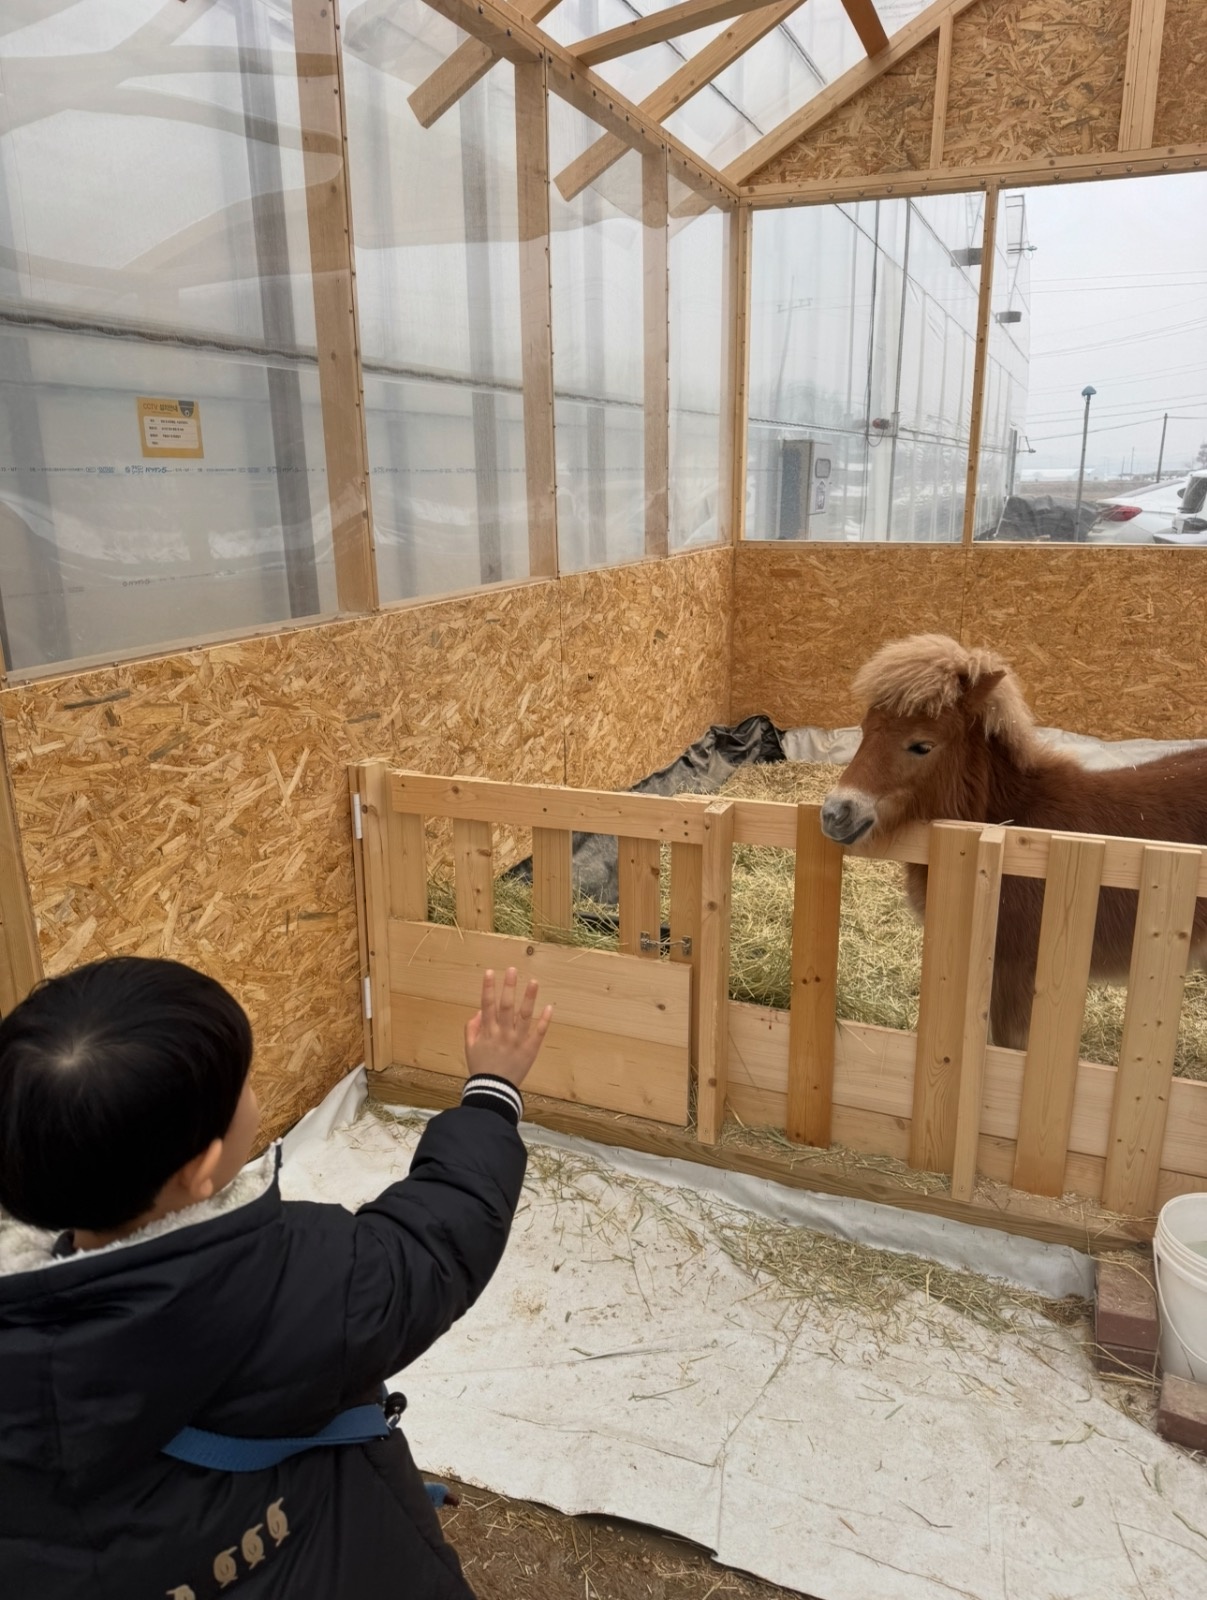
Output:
[{"xmin": 350, "ymin": 761, "xmax": 1207, "ymax": 1220}]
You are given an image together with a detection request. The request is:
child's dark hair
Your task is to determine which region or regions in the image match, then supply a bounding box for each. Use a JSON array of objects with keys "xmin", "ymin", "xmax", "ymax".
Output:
[{"xmin": 0, "ymin": 956, "xmax": 253, "ymax": 1232}]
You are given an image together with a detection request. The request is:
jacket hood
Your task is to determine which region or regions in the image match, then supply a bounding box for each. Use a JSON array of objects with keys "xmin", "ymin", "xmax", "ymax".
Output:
[{"xmin": 0, "ymin": 1150, "xmax": 283, "ymax": 1491}]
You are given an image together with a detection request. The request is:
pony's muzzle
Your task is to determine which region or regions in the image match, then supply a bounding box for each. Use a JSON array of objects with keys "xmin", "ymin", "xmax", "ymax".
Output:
[{"xmin": 820, "ymin": 791, "xmax": 876, "ymax": 846}]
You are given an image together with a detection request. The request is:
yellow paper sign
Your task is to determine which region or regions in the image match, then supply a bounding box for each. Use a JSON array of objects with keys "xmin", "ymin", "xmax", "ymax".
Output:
[{"xmin": 137, "ymin": 397, "xmax": 204, "ymax": 459}]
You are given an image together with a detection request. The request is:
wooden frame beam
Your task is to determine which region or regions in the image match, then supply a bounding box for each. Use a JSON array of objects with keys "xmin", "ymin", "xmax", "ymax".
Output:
[
  {"xmin": 577, "ymin": 0, "xmax": 791, "ymax": 67},
  {"xmin": 515, "ymin": 60, "xmax": 559, "ymax": 577},
  {"xmin": 293, "ymin": 0, "xmax": 379, "ymax": 613},
  {"xmin": 409, "ymin": 0, "xmax": 558, "ymax": 128},
  {"xmin": 1118, "ymin": 0, "xmax": 1167, "ymax": 152},
  {"xmin": 554, "ymin": 0, "xmax": 803, "ymax": 203},
  {"xmin": 720, "ymin": 202, "xmax": 751, "ymax": 543},
  {"xmin": 961, "ymin": 185, "xmax": 997, "ymax": 547},
  {"xmin": 743, "ymin": 142, "xmax": 1207, "ymax": 206},
  {"xmin": 725, "ymin": 0, "xmax": 981, "ymax": 185},
  {"xmin": 419, "ymin": 0, "xmax": 737, "ymax": 206},
  {"xmin": 929, "ymin": 11, "xmax": 952, "ymax": 167},
  {"xmin": 840, "ymin": 0, "xmax": 889, "ymax": 57}
]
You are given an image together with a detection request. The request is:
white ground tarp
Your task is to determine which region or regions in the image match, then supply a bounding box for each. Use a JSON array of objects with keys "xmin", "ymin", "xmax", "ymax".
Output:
[{"xmin": 280, "ymin": 1075, "xmax": 1207, "ymax": 1600}]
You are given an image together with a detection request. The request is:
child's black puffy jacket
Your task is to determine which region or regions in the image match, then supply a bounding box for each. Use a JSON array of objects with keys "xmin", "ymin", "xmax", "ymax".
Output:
[{"xmin": 0, "ymin": 1100, "xmax": 526, "ymax": 1599}]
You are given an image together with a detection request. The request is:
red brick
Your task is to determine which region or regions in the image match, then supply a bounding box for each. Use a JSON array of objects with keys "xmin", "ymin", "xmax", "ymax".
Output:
[
  {"xmin": 1158, "ymin": 1374, "xmax": 1207, "ymax": 1451},
  {"xmin": 1094, "ymin": 1341, "xmax": 1159, "ymax": 1380},
  {"xmin": 1096, "ymin": 1258, "xmax": 1158, "ymax": 1353}
]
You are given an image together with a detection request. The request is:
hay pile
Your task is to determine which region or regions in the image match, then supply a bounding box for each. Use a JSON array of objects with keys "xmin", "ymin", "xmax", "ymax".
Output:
[{"xmin": 428, "ymin": 760, "xmax": 1207, "ymax": 1083}]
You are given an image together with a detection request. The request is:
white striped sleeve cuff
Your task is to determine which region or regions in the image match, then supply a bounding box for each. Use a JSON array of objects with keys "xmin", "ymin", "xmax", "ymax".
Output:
[{"xmin": 461, "ymin": 1074, "xmax": 524, "ymax": 1126}]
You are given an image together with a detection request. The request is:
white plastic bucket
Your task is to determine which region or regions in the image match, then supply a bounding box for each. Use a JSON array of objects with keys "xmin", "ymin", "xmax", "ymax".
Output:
[{"xmin": 1154, "ymin": 1194, "xmax": 1207, "ymax": 1382}]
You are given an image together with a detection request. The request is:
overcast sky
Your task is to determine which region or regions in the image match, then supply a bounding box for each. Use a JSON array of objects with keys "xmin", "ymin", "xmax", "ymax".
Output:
[{"xmin": 1013, "ymin": 172, "xmax": 1207, "ymax": 479}]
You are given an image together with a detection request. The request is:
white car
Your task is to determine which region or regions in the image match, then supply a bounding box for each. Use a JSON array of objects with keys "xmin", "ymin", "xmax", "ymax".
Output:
[
  {"xmin": 1164, "ymin": 470, "xmax": 1207, "ymax": 544},
  {"xmin": 1085, "ymin": 476, "xmax": 1187, "ymax": 544}
]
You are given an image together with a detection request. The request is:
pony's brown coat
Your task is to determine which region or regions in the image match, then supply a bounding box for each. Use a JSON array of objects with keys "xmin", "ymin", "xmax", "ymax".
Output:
[{"xmin": 828, "ymin": 635, "xmax": 1207, "ymax": 1049}]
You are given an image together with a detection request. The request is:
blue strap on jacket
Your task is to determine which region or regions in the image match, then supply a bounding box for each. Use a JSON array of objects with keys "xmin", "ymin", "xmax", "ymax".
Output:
[
  {"xmin": 162, "ymin": 1401, "xmax": 454, "ymax": 1508},
  {"xmin": 162, "ymin": 1403, "xmax": 392, "ymax": 1472}
]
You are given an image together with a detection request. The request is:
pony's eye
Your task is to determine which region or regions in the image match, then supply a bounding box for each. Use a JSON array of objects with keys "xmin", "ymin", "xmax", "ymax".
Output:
[{"xmin": 907, "ymin": 742, "xmax": 933, "ymax": 756}]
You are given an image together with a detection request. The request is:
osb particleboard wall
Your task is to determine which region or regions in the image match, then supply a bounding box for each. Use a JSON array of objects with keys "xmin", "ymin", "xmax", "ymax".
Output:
[
  {"xmin": 1152, "ymin": 0, "xmax": 1207, "ymax": 149},
  {"xmin": 748, "ymin": 0, "xmax": 1131, "ymax": 186},
  {"xmin": 731, "ymin": 543, "xmax": 1207, "ymax": 739},
  {"xmin": 753, "ymin": 37, "xmax": 938, "ymax": 185},
  {"xmin": 0, "ymin": 547, "xmax": 732, "ymax": 1142},
  {"xmin": 943, "ymin": 0, "xmax": 1129, "ymax": 165}
]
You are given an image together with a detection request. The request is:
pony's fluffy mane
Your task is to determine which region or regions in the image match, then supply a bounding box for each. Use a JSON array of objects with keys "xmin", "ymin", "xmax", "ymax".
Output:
[{"xmin": 852, "ymin": 634, "xmax": 1041, "ymax": 763}]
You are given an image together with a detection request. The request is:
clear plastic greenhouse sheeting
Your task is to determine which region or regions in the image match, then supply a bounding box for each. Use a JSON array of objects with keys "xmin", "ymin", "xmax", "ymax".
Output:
[
  {"xmin": 746, "ymin": 194, "xmax": 1000, "ymax": 543},
  {"xmin": 341, "ymin": 1, "xmax": 533, "ymax": 603},
  {"xmin": 669, "ymin": 196, "xmax": 726, "ymax": 552},
  {"xmin": 549, "ymin": 100, "xmax": 647, "ymax": 574},
  {"xmin": 976, "ymin": 171, "xmax": 1207, "ymax": 543},
  {"xmin": 0, "ymin": 0, "xmax": 337, "ymax": 673}
]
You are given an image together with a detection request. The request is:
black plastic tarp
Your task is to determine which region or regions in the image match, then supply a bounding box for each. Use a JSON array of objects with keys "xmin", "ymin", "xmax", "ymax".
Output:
[{"xmin": 505, "ymin": 715, "xmax": 785, "ymax": 906}]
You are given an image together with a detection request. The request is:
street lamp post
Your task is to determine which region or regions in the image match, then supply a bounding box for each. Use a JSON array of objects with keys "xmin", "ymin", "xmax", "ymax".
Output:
[{"xmin": 1073, "ymin": 385, "xmax": 1096, "ymax": 541}]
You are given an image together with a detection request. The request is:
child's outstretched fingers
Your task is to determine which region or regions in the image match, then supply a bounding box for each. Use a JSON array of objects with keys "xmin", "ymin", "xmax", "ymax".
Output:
[{"xmin": 464, "ymin": 967, "xmax": 552, "ymax": 1088}]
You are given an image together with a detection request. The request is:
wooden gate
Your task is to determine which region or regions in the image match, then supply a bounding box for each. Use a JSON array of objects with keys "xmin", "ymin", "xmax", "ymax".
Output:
[{"xmin": 350, "ymin": 761, "xmax": 1207, "ymax": 1221}]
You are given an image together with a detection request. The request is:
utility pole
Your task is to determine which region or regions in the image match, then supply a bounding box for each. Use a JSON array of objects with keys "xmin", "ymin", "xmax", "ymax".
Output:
[
  {"xmin": 1074, "ymin": 385, "xmax": 1096, "ymax": 541},
  {"xmin": 1156, "ymin": 412, "xmax": 1169, "ymax": 480}
]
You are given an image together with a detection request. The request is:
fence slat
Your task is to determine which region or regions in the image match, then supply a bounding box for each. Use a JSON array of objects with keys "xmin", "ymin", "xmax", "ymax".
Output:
[
  {"xmin": 391, "ymin": 811, "xmax": 428, "ymax": 922},
  {"xmin": 453, "ymin": 819, "xmax": 494, "ymax": 933},
  {"xmin": 1101, "ymin": 843, "xmax": 1201, "ymax": 1215},
  {"xmin": 532, "ymin": 827, "xmax": 573, "ymax": 937},
  {"xmin": 392, "ymin": 770, "xmax": 709, "ymax": 842},
  {"xmin": 696, "ymin": 801, "xmax": 735, "ymax": 1145},
  {"xmin": 356, "ymin": 760, "xmax": 395, "ymax": 1072},
  {"xmin": 618, "ymin": 836, "xmax": 661, "ymax": 958},
  {"xmin": 1012, "ymin": 834, "xmax": 1105, "ymax": 1196},
  {"xmin": 950, "ymin": 826, "xmax": 1005, "ymax": 1201},
  {"xmin": 670, "ymin": 838, "xmax": 703, "ymax": 1064},
  {"xmin": 348, "ymin": 766, "xmax": 374, "ymax": 1071},
  {"xmin": 911, "ymin": 821, "xmax": 981, "ymax": 1173},
  {"xmin": 786, "ymin": 805, "xmax": 844, "ymax": 1148}
]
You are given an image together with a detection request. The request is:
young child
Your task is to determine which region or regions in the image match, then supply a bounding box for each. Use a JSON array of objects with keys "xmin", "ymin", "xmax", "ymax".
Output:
[{"xmin": 0, "ymin": 954, "xmax": 551, "ymax": 1599}]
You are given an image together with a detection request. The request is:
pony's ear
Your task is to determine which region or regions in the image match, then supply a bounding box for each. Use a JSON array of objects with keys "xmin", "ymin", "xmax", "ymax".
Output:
[{"xmin": 959, "ymin": 669, "xmax": 1007, "ymax": 716}]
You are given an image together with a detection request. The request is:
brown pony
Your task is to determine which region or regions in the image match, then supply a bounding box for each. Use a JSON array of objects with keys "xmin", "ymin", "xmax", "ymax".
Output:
[{"xmin": 820, "ymin": 634, "xmax": 1207, "ymax": 1049}]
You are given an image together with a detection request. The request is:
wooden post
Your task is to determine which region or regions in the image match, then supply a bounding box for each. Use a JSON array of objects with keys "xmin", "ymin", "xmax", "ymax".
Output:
[
  {"xmin": 453, "ymin": 820, "xmax": 495, "ymax": 933},
  {"xmin": 1118, "ymin": 0, "xmax": 1168, "ymax": 152},
  {"xmin": 356, "ymin": 761, "xmax": 398, "ymax": 1072},
  {"xmin": 532, "ymin": 827, "xmax": 573, "ymax": 937},
  {"xmin": 960, "ymin": 184, "xmax": 998, "ymax": 547},
  {"xmin": 910, "ymin": 821, "xmax": 981, "ymax": 1173},
  {"xmin": 949, "ymin": 826, "xmax": 1004, "ymax": 1202},
  {"xmin": 1101, "ymin": 844, "xmax": 1201, "ymax": 1215},
  {"xmin": 696, "ymin": 800, "xmax": 734, "ymax": 1144},
  {"xmin": 515, "ymin": 60, "xmax": 559, "ymax": 578},
  {"xmin": 348, "ymin": 766, "xmax": 375, "ymax": 1071},
  {"xmin": 670, "ymin": 836, "xmax": 704, "ymax": 1063},
  {"xmin": 1012, "ymin": 834, "xmax": 1104, "ymax": 1197},
  {"xmin": 618, "ymin": 837, "xmax": 662, "ymax": 957},
  {"xmin": 785, "ymin": 805, "xmax": 844, "ymax": 1147},
  {"xmin": 643, "ymin": 148, "xmax": 670, "ymax": 558},
  {"xmin": 292, "ymin": 0, "xmax": 378, "ymax": 613},
  {"xmin": 929, "ymin": 13, "xmax": 953, "ymax": 167},
  {"xmin": 0, "ymin": 718, "xmax": 40, "ymax": 1016},
  {"xmin": 721, "ymin": 202, "xmax": 752, "ymax": 544}
]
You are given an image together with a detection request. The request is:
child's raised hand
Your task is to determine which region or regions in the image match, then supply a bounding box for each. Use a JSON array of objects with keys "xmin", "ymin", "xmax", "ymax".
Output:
[{"xmin": 464, "ymin": 967, "xmax": 553, "ymax": 1089}]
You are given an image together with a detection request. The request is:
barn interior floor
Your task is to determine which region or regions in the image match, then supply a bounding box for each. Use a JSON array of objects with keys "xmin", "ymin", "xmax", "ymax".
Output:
[{"xmin": 282, "ymin": 1073, "xmax": 1207, "ymax": 1600}]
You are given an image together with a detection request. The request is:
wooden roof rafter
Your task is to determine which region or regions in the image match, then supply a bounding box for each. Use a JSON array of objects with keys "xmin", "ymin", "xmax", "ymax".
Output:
[
  {"xmin": 576, "ymin": 0, "xmax": 795, "ymax": 68},
  {"xmin": 415, "ymin": 0, "xmax": 740, "ymax": 205},
  {"xmin": 553, "ymin": 0, "xmax": 807, "ymax": 203}
]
